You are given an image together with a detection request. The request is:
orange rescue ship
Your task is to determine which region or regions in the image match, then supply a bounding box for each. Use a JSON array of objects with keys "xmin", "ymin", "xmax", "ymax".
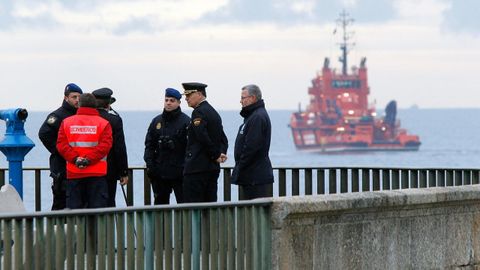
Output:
[{"xmin": 289, "ymin": 11, "xmax": 421, "ymax": 152}]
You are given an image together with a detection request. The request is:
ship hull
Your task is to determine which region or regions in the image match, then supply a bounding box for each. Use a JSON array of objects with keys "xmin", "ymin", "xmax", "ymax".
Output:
[{"xmin": 295, "ymin": 143, "xmax": 420, "ymax": 153}]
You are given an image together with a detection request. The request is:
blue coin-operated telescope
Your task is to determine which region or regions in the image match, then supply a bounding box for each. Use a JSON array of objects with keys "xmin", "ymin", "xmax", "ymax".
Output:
[{"xmin": 0, "ymin": 108, "xmax": 35, "ymax": 199}]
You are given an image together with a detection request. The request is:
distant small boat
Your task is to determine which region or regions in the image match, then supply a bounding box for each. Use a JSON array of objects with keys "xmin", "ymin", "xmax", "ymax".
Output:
[{"xmin": 289, "ymin": 11, "xmax": 421, "ymax": 153}]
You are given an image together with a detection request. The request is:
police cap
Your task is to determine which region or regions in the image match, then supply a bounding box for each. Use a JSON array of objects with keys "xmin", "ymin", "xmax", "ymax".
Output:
[
  {"xmin": 182, "ymin": 82, "xmax": 207, "ymax": 96},
  {"xmin": 64, "ymin": 83, "xmax": 83, "ymax": 96},
  {"xmin": 165, "ymin": 88, "xmax": 182, "ymax": 100},
  {"xmin": 92, "ymin": 88, "xmax": 113, "ymax": 100}
]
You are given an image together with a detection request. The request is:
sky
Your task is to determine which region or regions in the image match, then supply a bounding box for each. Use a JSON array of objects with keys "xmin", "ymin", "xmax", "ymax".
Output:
[{"xmin": 0, "ymin": 0, "xmax": 479, "ymax": 111}]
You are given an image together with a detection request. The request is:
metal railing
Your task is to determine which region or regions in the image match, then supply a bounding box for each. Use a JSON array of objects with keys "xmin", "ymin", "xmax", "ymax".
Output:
[
  {"xmin": 1, "ymin": 166, "xmax": 479, "ymax": 211},
  {"xmin": 0, "ymin": 201, "xmax": 272, "ymax": 270}
]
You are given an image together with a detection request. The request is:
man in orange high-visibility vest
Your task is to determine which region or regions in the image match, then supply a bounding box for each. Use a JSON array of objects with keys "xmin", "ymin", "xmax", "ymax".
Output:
[{"xmin": 57, "ymin": 93, "xmax": 113, "ymax": 209}]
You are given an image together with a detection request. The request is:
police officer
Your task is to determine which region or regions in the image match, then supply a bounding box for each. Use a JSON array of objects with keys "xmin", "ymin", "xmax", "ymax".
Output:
[
  {"xmin": 144, "ymin": 88, "xmax": 190, "ymax": 204},
  {"xmin": 39, "ymin": 83, "xmax": 83, "ymax": 210},
  {"xmin": 92, "ymin": 88, "xmax": 129, "ymax": 207},
  {"xmin": 182, "ymin": 82, "xmax": 228, "ymax": 203}
]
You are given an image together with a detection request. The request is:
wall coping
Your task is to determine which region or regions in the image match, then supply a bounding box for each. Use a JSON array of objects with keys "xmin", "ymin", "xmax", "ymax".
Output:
[{"xmin": 270, "ymin": 185, "xmax": 480, "ymax": 228}]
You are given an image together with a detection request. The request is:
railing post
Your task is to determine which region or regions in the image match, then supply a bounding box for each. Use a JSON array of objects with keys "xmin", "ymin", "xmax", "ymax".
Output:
[
  {"xmin": 174, "ymin": 210, "xmax": 183, "ymax": 270},
  {"xmin": 428, "ymin": 170, "xmax": 437, "ymax": 187},
  {"xmin": 292, "ymin": 169, "xmax": 300, "ymax": 196},
  {"xmin": 223, "ymin": 168, "xmax": 232, "ymax": 201},
  {"xmin": 317, "ymin": 169, "xmax": 325, "ymax": 194},
  {"xmin": 473, "ymin": 170, "xmax": 480, "ymax": 185},
  {"xmin": 372, "ymin": 169, "xmax": 380, "ymax": 191},
  {"xmin": 279, "ymin": 169, "xmax": 286, "ymax": 197},
  {"xmin": 351, "ymin": 168, "xmax": 359, "ymax": 192},
  {"xmin": 446, "ymin": 170, "xmax": 454, "ymax": 186},
  {"xmin": 392, "ymin": 169, "xmax": 400, "ymax": 190},
  {"xmin": 419, "ymin": 170, "xmax": 427, "ymax": 188},
  {"xmin": 329, "ymin": 169, "xmax": 337, "ymax": 194},
  {"xmin": 35, "ymin": 169, "xmax": 41, "ymax": 211},
  {"xmin": 382, "ymin": 169, "xmax": 390, "ymax": 191},
  {"xmin": 438, "ymin": 170, "xmax": 446, "ymax": 187},
  {"xmin": 340, "ymin": 168, "xmax": 348, "ymax": 193},
  {"xmin": 183, "ymin": 210, "xmax": 192, "ymax": 270},
  {"xmin": 464, "ymin": 170, "xmax": 472, "ymax": 185},
  {"xmin": 362, "ymin": 169, "xmax": 370, "ymax": 192},
  {"xmin": 410, "ymin": 170, "xmax": 418, "ymax": 188},
  {"xmin": 305, "ymin": 168, "xmax": 313, "ymax": 195},
  {"xmin": 144, "ymin": 169, "xmax": 151, "ymax": 205},
  {"xmin": 454, "ymin": 170, "xmax": 463, "ymax": 186},
  {"xmin": 127, "ymin": 169, "xmax": 134, "ymax": 206},
  {"xmin": 401, "ymin": 169, "xmax": 409, "ymax": 189}
]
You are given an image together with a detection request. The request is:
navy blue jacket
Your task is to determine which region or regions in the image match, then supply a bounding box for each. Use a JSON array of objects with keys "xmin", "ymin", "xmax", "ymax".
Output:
[
  {"xmin": 231, "ymin": 100, "xmax": 274, "ymax": 185},
  {"xmin": 98, "ymin": 109, "xmax": 129, "ymax": 179},
  {"xmin": 184, "ymin": 101, "xmax": 228, "ymax": 174},
  {"xmin": 38, "ymin": 100, "xmax": 77, "ymax": 177},
  {"xmin": 144, "ymin": 107, "xmax": 190, "ymax": 179}
]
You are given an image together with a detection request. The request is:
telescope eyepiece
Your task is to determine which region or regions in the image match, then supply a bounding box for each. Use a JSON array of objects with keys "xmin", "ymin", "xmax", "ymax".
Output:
[{"xmin": 17, "ymin": 109, "xmax": 28, "ymax": 121}]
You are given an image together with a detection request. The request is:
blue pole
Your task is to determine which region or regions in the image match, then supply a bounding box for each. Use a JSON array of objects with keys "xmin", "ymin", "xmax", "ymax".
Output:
[{"xmin": 8, "ymin": 160, "xmax": 23, "ymax": 199}]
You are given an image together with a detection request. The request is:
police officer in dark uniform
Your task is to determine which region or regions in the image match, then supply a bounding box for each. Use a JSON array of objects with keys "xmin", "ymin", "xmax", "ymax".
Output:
[
  {"xmin": 38, "ymin": 83, "xmax": 83, "ymax": 210},
  {"xmin": 92, "ymin": 88, "xmax": 129, "ymax": 207},
  {"xmin": 144, "ymin": 88, "xmax": 190, "ymax": 204},
  {"xmin": 182, "ymin": 82, "xmax": 228, "ymax": 203}
]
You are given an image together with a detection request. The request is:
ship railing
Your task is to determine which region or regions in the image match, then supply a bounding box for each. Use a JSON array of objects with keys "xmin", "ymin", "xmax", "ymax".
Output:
[
  {"xmin": 0, "ymin": 200, "xmax": 272, "ymax": 269},
  {"xmin": 0, "ymin": 166, "xmax": 479, "ymax": 211}
]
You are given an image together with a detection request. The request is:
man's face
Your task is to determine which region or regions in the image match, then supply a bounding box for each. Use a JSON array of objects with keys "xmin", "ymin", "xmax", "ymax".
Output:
[
  {"xmin": 64, "ymin": 92, "xmax": 81, "ymax": 108},
  {"xmin": 240, "ymin": 89, "xmax": 256, "ymax": 108},
  {"xmin": 164, "ymin": 97, "xmax": 180, "ymax": 112},
  {"xmin": 185, "ymin": 91, "xmax": 202, "ymax": 108}
]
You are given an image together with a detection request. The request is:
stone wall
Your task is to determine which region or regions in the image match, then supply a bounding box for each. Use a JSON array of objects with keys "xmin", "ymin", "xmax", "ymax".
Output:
[{"xmin": 271, "ymin": 186, "xmax": 480, "ymax": 269}]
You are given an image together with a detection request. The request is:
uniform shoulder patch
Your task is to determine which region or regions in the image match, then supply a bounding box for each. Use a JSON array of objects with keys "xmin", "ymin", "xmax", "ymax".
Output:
[
  {"xmin": 47, "ymin": 115, "xmax": 57, "ymax": 125},
  {"xmin": 193, "ymin": 118, "xmax": 202, "ymax": 126},
  {"xmin": 156, "ymin": 122, "xmax": 162, "ymax": 129}
]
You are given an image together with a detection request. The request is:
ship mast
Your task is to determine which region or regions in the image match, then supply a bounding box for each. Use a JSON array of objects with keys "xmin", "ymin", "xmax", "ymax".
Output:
[{"xmin": 336, "ymin": 10, "xmax": 355, "ymax": 75}]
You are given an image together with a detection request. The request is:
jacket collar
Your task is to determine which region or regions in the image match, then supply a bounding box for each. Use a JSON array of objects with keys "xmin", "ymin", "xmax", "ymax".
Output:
[
  {"xmin": 162, "ymin": 107, "xmax": 182, "ymax": 120},
  {"xmin": 76, "ymin": 107, "xmax": 100, "ymax": 116},
  {"xmin": 240, "ymin": 99, "xmax": 265, "ymax": 118},
  {"xmin": 61, "ymin": 100, "xmax": 77, "ymax": 114}
]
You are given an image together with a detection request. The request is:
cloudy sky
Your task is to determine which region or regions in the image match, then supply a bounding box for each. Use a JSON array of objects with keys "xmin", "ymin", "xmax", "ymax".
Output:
[{"xmin": 0, "ymin": 0, "xmax": 479, "ymax": 111}]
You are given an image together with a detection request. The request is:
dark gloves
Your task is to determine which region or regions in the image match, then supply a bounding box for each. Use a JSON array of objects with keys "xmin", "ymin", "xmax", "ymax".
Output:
[{"xmin": 74, "ymin": 157, "xmax": 90, "ymax": 168}]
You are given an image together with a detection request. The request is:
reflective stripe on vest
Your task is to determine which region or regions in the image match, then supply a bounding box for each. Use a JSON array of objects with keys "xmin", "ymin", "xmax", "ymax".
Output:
[{"xmin": 69, "ymin": 141, "xmax": 99, "ymax": 147}]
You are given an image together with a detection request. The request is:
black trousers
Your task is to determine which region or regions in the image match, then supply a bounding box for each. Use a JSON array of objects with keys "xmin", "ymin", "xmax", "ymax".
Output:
[
  {"xmin": 106, "ymin": 176, "xmax": 118, "ymax": 207},
  {"xmin": 66, "ymin": 176, "xmax": 108, "ymax": 209},
  {"xmin": 183, "ymin": 171, "xmax": 220, "ymax": 203},
  {"xmin": 150, "ymin": 177, "xmax": 184, "ymax": 205},
  {"xmin": 239, "ymin": 183, "xmax": 272, "ymax": 200},
  {"xmin": 51, "ymin": 173, "xmax": 67, "ymax": 210}
]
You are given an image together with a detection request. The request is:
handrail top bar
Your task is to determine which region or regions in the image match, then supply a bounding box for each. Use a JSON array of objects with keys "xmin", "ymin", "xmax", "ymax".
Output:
[
  {"xmin": 0, "ymin": 198, "xmax": 273, "ymax": 219},
  {"xmin": 10, "ymin": 166, "xmax": 480, "ymax": 171}
]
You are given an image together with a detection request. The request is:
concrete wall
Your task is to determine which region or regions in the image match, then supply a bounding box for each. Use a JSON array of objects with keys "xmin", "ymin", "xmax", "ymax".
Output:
[{"xmin": 271, "ymin": 186, "xmax": 480, "ymax": 270}]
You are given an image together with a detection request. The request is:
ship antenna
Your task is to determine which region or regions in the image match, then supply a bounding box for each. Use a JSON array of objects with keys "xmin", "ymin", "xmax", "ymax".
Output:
[{"xmin": 336, "ymin": 10, "xmax": 355, "ymax": 75}]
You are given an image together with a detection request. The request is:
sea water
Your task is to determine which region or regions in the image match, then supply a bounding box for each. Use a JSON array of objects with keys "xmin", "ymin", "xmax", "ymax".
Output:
[{"xmin": 1, "ymin": 108, "xmax": 479, "ymax": 211}]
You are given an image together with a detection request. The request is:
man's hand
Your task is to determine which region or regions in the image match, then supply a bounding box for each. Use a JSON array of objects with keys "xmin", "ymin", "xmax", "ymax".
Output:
[
  {"xmin": 74, "ymin": 157, "xmax": 89, "ymax": 169},
  {"xmin": 216, "ymin": 153, "xmax": 227, "ymax": 163},
  {"xmin": 119, "ymin": 176, "xmax": 129, "ymax": 186}
]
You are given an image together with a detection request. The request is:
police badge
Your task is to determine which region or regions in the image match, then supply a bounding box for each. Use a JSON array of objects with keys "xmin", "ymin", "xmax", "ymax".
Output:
[
  {"xmin": 193, "ymin": 118, "xmax": 202, "ymax": 126},
  {"xmin": 156, "ymin": 122, "xmax": 162, "ymax": 129},
  {"xmin": 47, "ymin": 115, "xmax": 57, "ymax": 125}
]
